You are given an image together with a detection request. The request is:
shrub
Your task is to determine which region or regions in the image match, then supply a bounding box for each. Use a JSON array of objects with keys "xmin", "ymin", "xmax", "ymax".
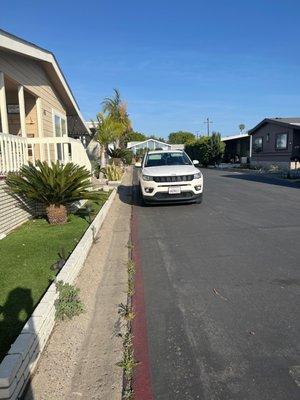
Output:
[
  {"xmin": 101, "ymin": 164, "xmax": 123, "ymax": 181},
  {"xmin": 6, "ymin": 161, "xmax": 99, "ymax": 225},
  {"xmin": 54, "ymin": 281, "xmax": 85, "ymax": 320},
  {"xmin": 185, "ymin": 133, "xmax": 225, "ymax": 167}
]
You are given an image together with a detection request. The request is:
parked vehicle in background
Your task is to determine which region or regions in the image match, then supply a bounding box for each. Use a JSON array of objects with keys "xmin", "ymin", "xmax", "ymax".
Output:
[{"xmin": 135, "ymin": 150, "xmax": 203, "ymax": 204}]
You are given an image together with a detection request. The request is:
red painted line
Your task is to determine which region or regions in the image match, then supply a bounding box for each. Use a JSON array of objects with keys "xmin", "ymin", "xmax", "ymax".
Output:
[{"xmin": 131, "ymin": 205, "xmax": 154, "ymax": 400}]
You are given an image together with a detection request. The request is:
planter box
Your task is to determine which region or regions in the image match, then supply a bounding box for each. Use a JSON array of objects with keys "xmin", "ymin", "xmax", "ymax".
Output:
[
  {"xmin": 0, "ymin": 189, "xmax": 117, "ymax": 400},
  {"xmin": 107, "ymin": 180, "xmax": 122, "ymax": 188}
]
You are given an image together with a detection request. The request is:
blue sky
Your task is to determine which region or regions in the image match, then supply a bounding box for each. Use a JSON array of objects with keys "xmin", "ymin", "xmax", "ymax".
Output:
[{"xmin": 1, "ymin": 0, "xmax": 300, "ymax": 138}]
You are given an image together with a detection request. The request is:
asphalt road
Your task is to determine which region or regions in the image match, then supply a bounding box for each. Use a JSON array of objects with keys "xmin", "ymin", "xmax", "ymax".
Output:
[{"xmin": 132, "ymin": 169, "xmax": 300, "ymax": 400}]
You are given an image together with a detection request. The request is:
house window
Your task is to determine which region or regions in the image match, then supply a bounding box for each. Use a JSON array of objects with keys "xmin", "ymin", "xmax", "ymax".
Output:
[
  {"xmin": 53, "ymin": 111, "xmax": 67, "ymax": 162},
  {"xmin": 253, "ymin": 137, "xmax": 263, "ymax": 153},
  {"xmin": 275, "ymin": 133, "xmax": 288, "ymax": 150},
  {"xmin": 54, "ymin": 114, "xmax": 67, "ymax": 137},
  {"xmin": 266, "ymin": 133, "xmax": 270, "ymax": 143}
]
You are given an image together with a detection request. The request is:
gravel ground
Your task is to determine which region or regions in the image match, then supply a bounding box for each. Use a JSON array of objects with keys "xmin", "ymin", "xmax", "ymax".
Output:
[{"xmin": 24, "ymin": 170, "xmax": 132, "ymax": 400}]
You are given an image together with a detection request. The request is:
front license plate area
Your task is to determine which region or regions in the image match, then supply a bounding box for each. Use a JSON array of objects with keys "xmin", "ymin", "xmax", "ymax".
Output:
[{"xmin": 168, "ymin": 186, "xmax": 181, "ymax": 194}]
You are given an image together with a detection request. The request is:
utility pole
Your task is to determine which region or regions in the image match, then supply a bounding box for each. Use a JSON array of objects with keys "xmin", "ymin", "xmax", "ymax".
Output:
[{"xmin": 204, "ymin": 117, "xmax": 213, "ymax": 136}]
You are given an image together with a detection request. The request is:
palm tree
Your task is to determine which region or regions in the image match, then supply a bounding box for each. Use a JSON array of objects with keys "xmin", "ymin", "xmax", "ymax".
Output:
[
  {"xmin": 96, "ymin": 113, "xmax": 124, "ymax": 166},
  {"xmin": 102, "ymin": 89, "xmax": 131, "ymax": 132},
  {"xmin": 239, "ymin": 124, "xmax": 245, "ymax": 134},
  {"xmin": 6, "ymin": 161, "xmax": 99, "ymax": 225}
]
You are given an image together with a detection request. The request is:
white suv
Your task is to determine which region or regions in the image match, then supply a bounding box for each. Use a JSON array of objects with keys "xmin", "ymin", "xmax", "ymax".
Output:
[{"xmin": 136, "ymin": 150, "xmax": 203, "ymax": 204}]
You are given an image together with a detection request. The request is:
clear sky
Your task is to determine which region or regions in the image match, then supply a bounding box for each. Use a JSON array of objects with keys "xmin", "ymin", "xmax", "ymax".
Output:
[{"xmin": 1, "ymin": 0, "xmax": 300, "ymax": 138}]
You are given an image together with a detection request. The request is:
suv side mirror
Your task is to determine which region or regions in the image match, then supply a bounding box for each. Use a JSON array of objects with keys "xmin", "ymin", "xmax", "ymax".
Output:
[
  {"xmin": 193, "ymin": 160, "xmax": 199, "ymax": 165},
  {"xmin": 135, "ymin": 161, "xmax": 142, "ymax": 168}
]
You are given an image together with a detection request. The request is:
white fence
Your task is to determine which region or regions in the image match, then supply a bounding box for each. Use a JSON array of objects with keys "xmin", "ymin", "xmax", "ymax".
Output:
[
  {"xmin": 0, "ymin": 133, "xmax": 91, "ymax": 176},
  {"xmin": 0, "ymin": 133, "xmax": 28, "ymax": 175}
]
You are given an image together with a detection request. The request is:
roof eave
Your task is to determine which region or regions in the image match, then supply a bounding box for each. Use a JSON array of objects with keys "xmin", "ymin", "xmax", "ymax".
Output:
[{"xmin": 0, "ymin": 29, "xmax": 90, "ymax": 135}]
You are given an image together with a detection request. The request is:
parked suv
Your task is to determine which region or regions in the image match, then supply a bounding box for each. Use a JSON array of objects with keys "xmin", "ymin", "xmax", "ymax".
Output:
[{"xmin": 135, "ymin": 150, "xmax": 203, "ymax": 204}]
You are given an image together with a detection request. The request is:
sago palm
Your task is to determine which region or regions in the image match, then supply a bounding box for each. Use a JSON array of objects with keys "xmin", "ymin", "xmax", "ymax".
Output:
[{"xmin": 6, "ymin": 161, "xmax": 99, "ymax": 225}]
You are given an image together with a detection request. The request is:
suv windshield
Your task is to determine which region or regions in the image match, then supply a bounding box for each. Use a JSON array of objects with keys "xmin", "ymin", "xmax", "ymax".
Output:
[{"xmin": 144, "ymin": 152, "xmax": 192, "ymax": 167}]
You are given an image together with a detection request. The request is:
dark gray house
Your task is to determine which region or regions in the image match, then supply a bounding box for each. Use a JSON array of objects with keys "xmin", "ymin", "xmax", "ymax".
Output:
[{"xmin": 249, "ymin": 118, "xmax": 300, "ymax": 169}]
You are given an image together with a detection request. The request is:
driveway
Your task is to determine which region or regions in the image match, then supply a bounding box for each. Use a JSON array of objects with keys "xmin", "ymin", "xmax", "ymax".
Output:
[{"xmin": 132, "ymin": 169, "xmax": 300, "ymax": 400}]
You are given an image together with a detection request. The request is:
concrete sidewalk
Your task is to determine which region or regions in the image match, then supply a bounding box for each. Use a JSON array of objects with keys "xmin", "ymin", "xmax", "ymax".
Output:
[{"xmin": 24, "ymin": 170, "xmax": 132, "ymax": 400}]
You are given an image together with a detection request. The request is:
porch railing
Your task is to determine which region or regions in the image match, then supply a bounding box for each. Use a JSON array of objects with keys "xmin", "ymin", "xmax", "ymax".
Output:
[
  {"xmin": 0, "ymin": 133, "xmax": 28, "ymax": 176},
  {"xmin": 0, "ymin": 133, "xmax": 91, "ymax": 176}
]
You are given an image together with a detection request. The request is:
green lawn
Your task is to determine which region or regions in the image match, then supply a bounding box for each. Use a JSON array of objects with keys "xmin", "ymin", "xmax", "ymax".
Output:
[{"xmin": 0, "ymin": 192, "xmax": 110, "ymax": 361}]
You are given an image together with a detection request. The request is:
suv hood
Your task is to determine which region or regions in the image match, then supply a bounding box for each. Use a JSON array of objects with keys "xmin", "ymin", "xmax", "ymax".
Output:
[{"xmin": 142, "ymin": 165, "xmax": 199, "ymax": 177}]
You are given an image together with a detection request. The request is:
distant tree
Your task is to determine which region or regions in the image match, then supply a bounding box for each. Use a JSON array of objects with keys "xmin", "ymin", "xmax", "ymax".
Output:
[
  {"xmin": 147, "ymin": 135, "xmax": 166, "ymax": 143},
  {"xmin": 239, "ymin": 124, "xmax": 245, "ymax": 134},
  {"xmin": 210, "ymin": 132, "xmax": 225, "ymax": 165},
  {"xmin": 124, "ymin": 131, "xmax": 147, "ymax": 144},
  {"xmin": 168, "ymin": 131, "xmax": 195, "ymax": 144}
]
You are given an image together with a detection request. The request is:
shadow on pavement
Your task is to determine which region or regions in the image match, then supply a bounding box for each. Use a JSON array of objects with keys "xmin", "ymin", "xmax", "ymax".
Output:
[
  {"xmin": 223, "ymin": 173, "xmax": 300, "ymax": 189},
  {"xmin": 117, "ymin": 184, "xmax": 139, "ymax": 206}
]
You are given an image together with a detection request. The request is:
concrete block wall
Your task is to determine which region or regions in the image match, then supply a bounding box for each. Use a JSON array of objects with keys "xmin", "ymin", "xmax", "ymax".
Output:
[
  {"xmin": 0, "ymin": 182, "xmax": 36, "ymax": 237},
  {"xmin": 0, "ymin": 189, "xmax": 117, "ymax": 399}
]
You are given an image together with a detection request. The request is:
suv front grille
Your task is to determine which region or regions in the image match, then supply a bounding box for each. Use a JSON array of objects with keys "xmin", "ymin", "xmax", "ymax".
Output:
[
  {"xmin": 155, "ymin": 191, "xmax": 194, "ymax": 200},
  {"xmin": 153, "ymin": 175, "xmax": 194, "ymax": 183}
]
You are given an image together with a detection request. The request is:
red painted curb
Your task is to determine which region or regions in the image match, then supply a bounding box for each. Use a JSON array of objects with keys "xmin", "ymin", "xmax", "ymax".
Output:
[{"xmin": 131, "ymin": 206, "xmax": 154, "ymax": 400}]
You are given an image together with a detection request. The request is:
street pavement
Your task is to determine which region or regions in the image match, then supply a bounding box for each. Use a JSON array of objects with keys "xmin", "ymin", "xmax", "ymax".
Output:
[{"xmin": 132, "ymin": 168, "xmax": 300, "ymax": 400}]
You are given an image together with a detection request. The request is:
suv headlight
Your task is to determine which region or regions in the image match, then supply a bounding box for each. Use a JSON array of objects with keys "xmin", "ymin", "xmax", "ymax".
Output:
[
  {"xmin": 142, "ymin": 174, "xmax": 152, "ymax": 181},
  {"xmin": 194, "ymin": 172, "xmax": 202, "ymax": 179}
]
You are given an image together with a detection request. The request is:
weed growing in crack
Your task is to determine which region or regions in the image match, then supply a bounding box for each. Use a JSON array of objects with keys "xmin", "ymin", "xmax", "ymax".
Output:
[
  {"xmin": 123, "ymin": 332, "xmax": 134, "ymax": 349},
  {"xmin": 117, "ymin": 259, "xmax": 138, "ymax": 400},
  {"xmin": 122, "ymin": 386, "xmax": 134, "ymax": 400},
  {"xmin": 127, "ymin": 260, "xmax": 136, "ymax": 276},
  {"xmin": 126, "ymin": 242, "xmax": 134, "ymax": 251},
  {"xmin": 118, "ymin": 303, "xmax": 135, "ymax": 321},
  {"xmin": 127, "ymin": 277, "xmax": 135, "ymax": 297},
  {"xmin": 116, "ymin": 346, "xmax": 139, "ymax": 380}
]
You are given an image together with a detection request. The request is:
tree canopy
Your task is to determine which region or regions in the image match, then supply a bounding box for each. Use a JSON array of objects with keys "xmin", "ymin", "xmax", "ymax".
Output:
[
  {"xmin": 124, "ymin": 131, "xmax": 147, "ymax": 143},
  {"xmin": 95, "ymin": 113, "xmax": 124, "ymax": 147},
  {"xmin": 102, "ymin": 88, "xmax": 131, "ymax": 131},
  {"xmin": 185, "ymin": 132, "xmax": 225, "ymax": 166},
  {"xmin": 148, "ymin": 135, "xmax": 166, "ymax": 143},
  {"xmin": 168, "ymin": 131, "xmax": 195, "ymax": 144},
  {"xmin": 239, "ymin": 123, "xmax": 245, "ymax": 133}
]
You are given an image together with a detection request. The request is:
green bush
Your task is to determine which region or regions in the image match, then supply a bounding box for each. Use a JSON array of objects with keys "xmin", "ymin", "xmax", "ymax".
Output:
[
  {"xmin": 54, "ymin": 281, "xmax": 85, "ymax": 320},
  {"xmin": 185, "ymin": 133, "xmax": 225, "ymax": 167}
]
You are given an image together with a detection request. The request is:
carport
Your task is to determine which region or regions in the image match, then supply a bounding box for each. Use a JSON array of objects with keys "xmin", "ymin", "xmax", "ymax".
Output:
[{"xmin": 222, "ymin": 133, "xmax": 250, "ymax": 163}]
